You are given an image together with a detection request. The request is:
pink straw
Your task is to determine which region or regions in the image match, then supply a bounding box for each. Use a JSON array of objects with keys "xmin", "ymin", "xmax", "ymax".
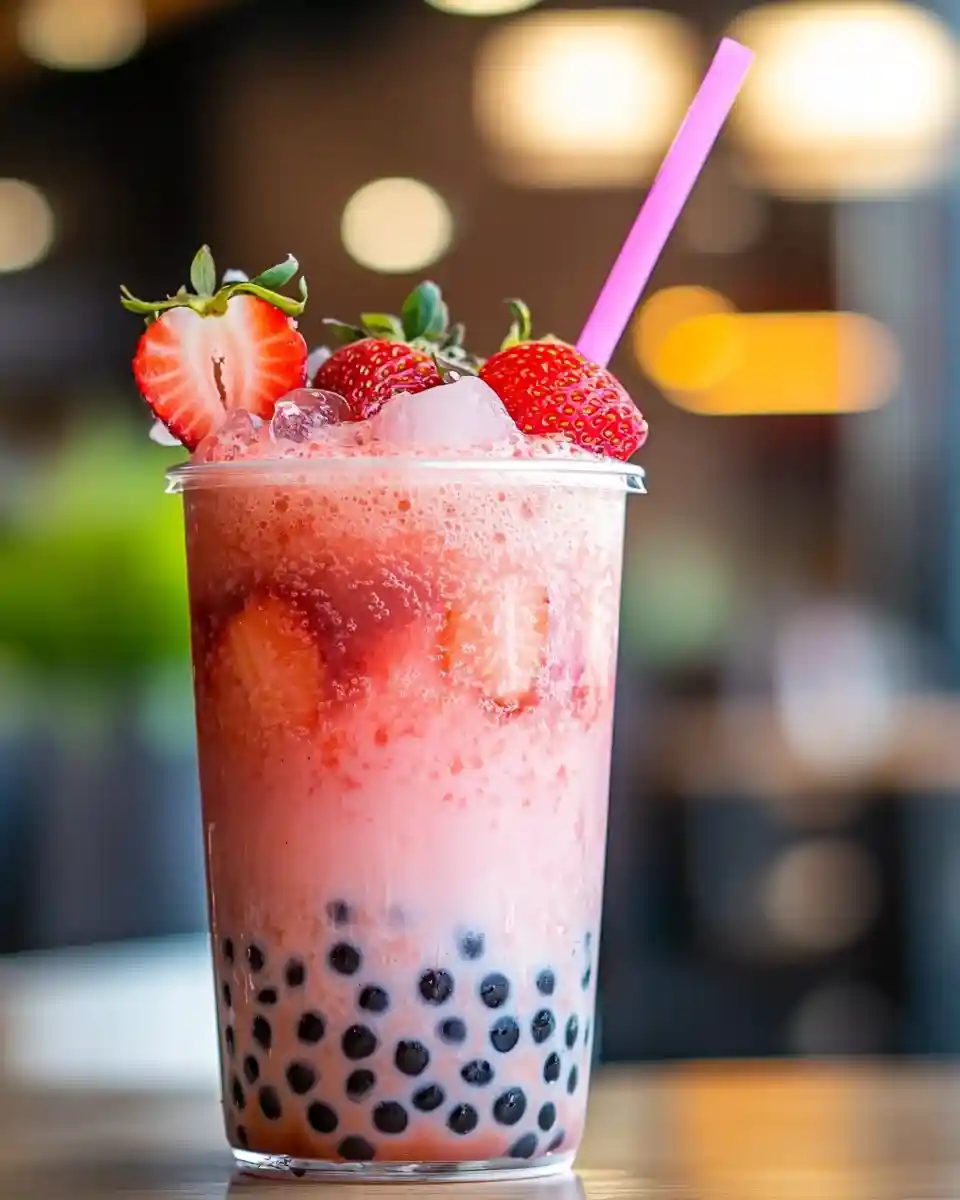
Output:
[{"xmin": 576, "ymin": 38, "xmax": 754, "ymax": 368}]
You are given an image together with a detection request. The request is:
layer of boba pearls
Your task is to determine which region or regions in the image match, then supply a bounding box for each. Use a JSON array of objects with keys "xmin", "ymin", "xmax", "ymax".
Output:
[{"xmin": 215, "ymin": 907, "xmax": 595, "ymax": 1169}]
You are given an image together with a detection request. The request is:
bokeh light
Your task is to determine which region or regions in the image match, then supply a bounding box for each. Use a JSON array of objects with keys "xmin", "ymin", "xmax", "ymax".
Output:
[
  {"xmin": 340, "ymin": 178, "xmax": 455, "ymax": 275},
  {"xmin": 18, "ymin": 0, "xmax": 147, "ymax": 72},
  {"xmin": 729, "ymin": 1, "xmax": 960, "ymax": 196},
  {"xmin": 0, "ymin": 180, "xmax": 56, "ymax": 273},
  {"xmin": 474, "ymin": 9, "xmax": 699, "ymax": 188},
  {"xmin": 426, "ymin": 0, "xmax": 541, "ymax": 14}
]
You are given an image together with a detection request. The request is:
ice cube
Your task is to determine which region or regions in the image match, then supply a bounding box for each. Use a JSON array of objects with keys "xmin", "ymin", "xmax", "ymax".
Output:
[
  {"xmin": 269, "ymin": 390, "xmax": 351, "ymax": 443},
  {"xmin": 306, "ymin": 346, "xmax": 333, "ymax": 381},
  {"xmin": 149, "ymin": 420, "xmax": 182, "ymax": 447},
  {"xmin": 193, "ymin": 410, "xmax": 263, "ymax": 462},
  {"xmin": 367, "ymin": 378, "xmax": 520, "ymax": 450}
]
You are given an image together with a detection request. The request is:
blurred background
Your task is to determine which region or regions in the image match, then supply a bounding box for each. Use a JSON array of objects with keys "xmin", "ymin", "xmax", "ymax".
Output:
[{"xmin": 2, "ymin": 0, "xmax": 960, "ymax": 1088}]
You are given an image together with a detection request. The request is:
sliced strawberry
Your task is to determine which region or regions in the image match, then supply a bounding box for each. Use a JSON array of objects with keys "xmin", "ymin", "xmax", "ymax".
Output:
[
  {"xmin": 312, "ymin": 339, "xmax": 441, "ymax": 422},
  {"xmin": 212, "ymin": 594, "xmax": 324, "ymax": 733},
  {"xmin": 440, "ymin": 576, "xmax": 549, "ymax": 711},
  {"xmin": 122, "ymin": 247, "xmax": 309, "ymax": 449}
]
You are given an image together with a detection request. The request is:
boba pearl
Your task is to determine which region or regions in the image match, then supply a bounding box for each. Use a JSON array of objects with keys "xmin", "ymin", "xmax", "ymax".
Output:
[
  {"xmin": 257, "ymin": 988, "xmax": 278, "ymax": 1006},
  {"xmin": 326, "ymin": 900, "xmax": 353, "ymax": 927},
  {"xmin": 235, "ymin": 1125, "xmax": 248, "ymax": 1148},
  {"xmin": 222, "ymin": 983, "xmax": 232, "ymax": 1008},
  {"xmin": 536, "ymin": 970, "xmax": 555, "ymax": 997},
  {"xmin": 285, "ymin": 959, "xmax": 306, "ymax": 988},
  {"xmin": 308, "ymin": 1102, "xmax": 339, "ymax": 1134},
  {"xmin": 359, "ymin": 985, "xmax": 390, "ymax": 1014},
  {"xmin": 222, "ymin": 938, "xmax": 235, "ymax": 964},
  {"xmin": 447, "ymin": 1104, "xmax": 479, "ymax": 1135},
  {"xmin": 225, "ymin": 1026, "xmax": 235, "ymax": 1057},
  {"xmin": 565, "ymin": 1015, "xmax": 579, "ymax": 1049},
  {"xmin": 346, "ymin": 1069, "xmax": 376, "ymax": 1100},
  {"xmin": 493, "ymin": 1087, "xmax": 527, "ymax": 1126},
  {"xmin": 338, "ymin": 1136, "xmax": 375, "ymax": 1161},
  {"xmin": 567, "ymin": 1065, "xmax": 579, "ymax": 1094},
  {"xmin": 479, "ymin": 973, "xmax": 509, "ymax": 1009},
  {"xmin": 342, "ymin": 1024, "xmax": 378, "ymax": 1060},
  {"xmin": 259, "ymin": 1087, "xmax": 282, "ymax": 1120},
  {"xmin": 298, "ymin": 1011, "xmax": 326, "ymax": 1044},
  {"xmin": 581, "ymin": 966, "xmax": 592, "ymax": 991},
  {"xmin": 247, "ymin": 945, "xmax": 265, "ymax": 973},
  {"xmin": 490, "ymin": 1016, "xmax": 520, "ymax": 1053},
  {"xmin": 286, "ymin": 1061, "xmax": 316, "ymax": 1095},
  {"xmin": 395, "ymin": 1039, "xmax": 430, "ymax": 1076},
  {"xmin": 252, "ymin": 1015, "xmax": 272, "ymax": 1051},
  {"xmin": 419, "ymin": 969, "xmax": 454, "ymax": 1005},
  {"xmin": 231, "ymin": 1076, "xmax": 245, "ymax": 1111},
  {"xmin": 531, "ymin": 1010, "xmax": 555, "ymax": 1044},
  {"xmin": 458, "ymin": 931, "xmax": 485, "ymax": 961},
  {"xmin": 461, "ymin": 1059, "xmax": 494, "ymax": 1086},
  {"xmin": 413, "ymin": 1084, "xmax": 445, "ymax": 1112},
  {"xmin": 509, "ymin": 1133, "xmax": 538, "ymax": 1159},
  {"xmin": 373, "ymin": 1101, "xmax": 409, "ymax": 1134},
  {"xmin": 329, "ymin": 942, "xmax": 362, "ymax": 976},
  {"xmin": 438, "ymin": 1018, "xmax": 467, "ymax": 1044},
  {"xmin": 543, "ymin": 1053, "xmax": 561, "ymax": 1083},
  {"xmin": 547, "ymin": 1131, "xmax": 565, "ymax": 1153},
  {"xmin": 538, "ymin": 1102, "xmax": 556, "ymax": 1131},
  {"xmin": 243, "ymin": 1056, "xmax": 260, "ymax": 1085}
]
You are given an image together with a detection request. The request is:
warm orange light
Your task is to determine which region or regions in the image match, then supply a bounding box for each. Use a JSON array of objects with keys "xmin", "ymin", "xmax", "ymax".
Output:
[
  {"xmin": 640, "ymin": 311, "xmax": 900, "ymax": 415},
  {"xmin": 633, "ymin": 286, "xmax": 736, "ymax": 385}
]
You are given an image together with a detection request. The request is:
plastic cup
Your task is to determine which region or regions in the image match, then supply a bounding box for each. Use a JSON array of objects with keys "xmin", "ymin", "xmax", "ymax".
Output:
[{"xmin": 167, "ymin": 453, "xmax": 643, "ymax": 1181}]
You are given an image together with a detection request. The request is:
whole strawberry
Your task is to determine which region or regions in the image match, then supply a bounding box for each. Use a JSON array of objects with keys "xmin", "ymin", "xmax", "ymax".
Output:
[
  {"xmin": 480, "ymin": 301, "xmax": 648, "ymax": 462},
  {"xmin": 312, "ymin": 281, "xmax": 476, "ymax": 421},
  {"xmin": 122, "ymin": 247, "xmax": 309, "ymax": 449}
]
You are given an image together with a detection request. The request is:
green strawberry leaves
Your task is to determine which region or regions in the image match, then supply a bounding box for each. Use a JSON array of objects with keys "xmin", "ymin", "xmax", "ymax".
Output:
[
  {"xmin": 361, "ymin": 312, "xmax": 405, "ymax": 340},
  {"xmin": 402, "ymin": 281, "xmax": 449, "ymax": 342},
  {"xmin": 121, "ymin": 246, "xmax": 308, "ymax": 324},
  {"xmin": 500, "ymin": 299, "xmax": 533, "ymax": 350}
]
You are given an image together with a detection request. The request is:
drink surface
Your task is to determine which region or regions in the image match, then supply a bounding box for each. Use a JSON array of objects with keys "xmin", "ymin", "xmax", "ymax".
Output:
[{"xmin": 183, "ymin": 432, "xmax": 627, "ymax": 1167}]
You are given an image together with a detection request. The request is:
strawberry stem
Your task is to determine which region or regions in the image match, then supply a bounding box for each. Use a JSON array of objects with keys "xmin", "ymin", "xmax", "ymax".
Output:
[{"xmin": 500, "ymin": 299, "xmax": 532, "ymax": 350}]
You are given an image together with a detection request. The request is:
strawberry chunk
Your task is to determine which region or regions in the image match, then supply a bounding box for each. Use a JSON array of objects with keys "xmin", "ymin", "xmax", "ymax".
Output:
[
  {"xmin": 312, "ymin": 339, "xmax": 442, "ymax": 422},
  {"xmin": 212, "ymin": 594, "xmax": 323, "ymax": 733},
  {"xmin": 440, "ymin": 577, "xmax": 549, "ymax": 711}
]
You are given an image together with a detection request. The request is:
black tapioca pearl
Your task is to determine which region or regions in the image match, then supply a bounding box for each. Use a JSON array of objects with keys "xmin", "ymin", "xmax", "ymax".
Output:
[
  {"xmin": 395, "ymin": 1039, "xmax": 430, "ymax": 1076},
  {"xmin": 222, "ymin": 982, "xmax": 232, "ymax": 1009},
  {"xmin": 509, "ymin": 1133, "xmax": 538, "ymax": 1159},
  {"xmin": 243, "ymin": 1055, "xmax": 260, "ymax": 1085},
  {"xmin": 458, "ymin": 931, "xmax": 485, "ymax": 961},
  {"xmin": 225, "ymin": 1025, "xmax": 235, "ymax": 1057},
  {"xmin": 567, "ymin": 1065, "xmax": 579, "ymax": 1094},
  {"xmin": 308, "ymin": 1101, "xmax": 340, "ymax": 1134},
  {"xmin": 346, "ymin": 1069, "xmax": 375, "ymax": 1100},
  {"xmin": 543, "ymin": 1053, "xmax": 561, "ymax": 1083},
  {"xmin": 259, "ymin": 1086, "xmax": 282, "ymax": 1121},
  {"xmin": 329, "ymin": 942, "xmax": 362, "ymax": 976},
  {"xmin": 235, "ymin": 1124, "xmax": 248, "ymax": 1148},
  {"xmin": 222, "ymin": 938, "xmax": 235, "ymax": 964},
  {"xmin": 438, "ymin": 1017, "xmax": 467, "ymax": 1044},
  {"xmin": 413, "ymin": 1084, "xmax": 445, "ymax": 1112},
  {"xmin": 479, "ymin": 973, "xmax": 510, "ymax": 1009},
  {"xmin": 565, "ymin": 1015, "xmax": 579, "ymax": 1049},
  {"xmin": 285, "ymin": 959, "xmax": 306, "ymax": 989},
  {"xmin": 298, "ymin": 1011, "xmax": 326, "ymax": 1044},
  {"xmin": 338, "ymin": 1135, "xmax": 375, "ymax": 1162},
  {"xmin": 461, "ymin": 1059, "xmax": 494, "ymax": 1086},
  {"xmin": 536, "ymin": 969, "xmax": 555, "ymax": 997},
  {"xmin": 419, "ymin": 969, "xmax": 454, "ymax": 1005},
  {"xmin": 231, "ymin": 1075, "xmax": 246, "ymax": 1111},
  {"xmin": 373, "ymin": 1101, "xmax": 409, "ymax": 1134},
  {"xmin": 581, "ymin": 966, "xmax": 592, "ymax": 991},
  {"xmin": 291, "ymin": 1168, "xmax": 306, "ymax": 1179},
  {"xmin": 447, "ymin": 1104, "xmax": 478, "ymax": 1135},
  {"xmin": 342, "ymin": 1024, "xmax": 377, "ymax": 1060},
  {"xmin": 257, "ymin": 987, "xmax": 278, "ymax": 1006},
  {"xmin": 358, "ymin": 985, "xmax": 390, "ymax": 1014},
  {"xmin": 493, "ymin": 1087, "xmax": 527, "ymax": 1126},
  {"xmin": 547, "ymin": 1130, "xmax": 565, "ymax": 1153},
  {"xmin": 490, "ymin": 1016, "xmax": 520, "ymax": 1053},
  {"xmin": 247, "ymin": 944, "xmax": 266, "ymax": 973},
  {"xmin": 538, "ymin": 1102, "xmax": 557, "ymax": 1131},
  {"xmin": 326, "ymin": 899, "xmax": 352, "ymax": 927},
  {"xmin": 531, "ymin": 1009, "xmax": 555, "ymax": 1044},
  {"xmin": 584, "ymin": 1019, "xmax": 591, "ymax": 1046},
  {"xmin": 252, "ymin": 1015, "xmax": 272, "ymax": 1051},
  {"xmin": 286, "ymin": 1061, "xmax": 316, "ymax": 1095}
]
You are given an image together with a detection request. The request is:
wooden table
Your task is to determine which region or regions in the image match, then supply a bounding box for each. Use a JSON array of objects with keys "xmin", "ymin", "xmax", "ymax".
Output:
[{"xmin": 4, "ymin": 1064, "xmax": 960, "ymax": 1198}]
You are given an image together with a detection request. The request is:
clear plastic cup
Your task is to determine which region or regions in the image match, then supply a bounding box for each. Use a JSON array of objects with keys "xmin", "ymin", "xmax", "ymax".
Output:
[{"xmin": 167, "ymin": 454, "xmax": 643, "ymax": 1181}]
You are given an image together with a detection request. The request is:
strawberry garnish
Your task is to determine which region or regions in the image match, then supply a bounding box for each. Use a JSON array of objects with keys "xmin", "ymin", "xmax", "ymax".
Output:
[
  {"xmin": 121, "ymin": 247, "xmax": 309, "ymax": 449},
  {"xmin": 479, "ymin": 301, "xmax": 648, "ymax": 462},
  {"xmin": 312, "ymin": 281, "xmax": 475, "ymax": 421},
  {"xmin": 440, "ymin": 575, "xmax": 549, "ymax": 713},
  {"xmin": 212, "ymin": 593, "xmax": 324, "ymax": 734}
]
